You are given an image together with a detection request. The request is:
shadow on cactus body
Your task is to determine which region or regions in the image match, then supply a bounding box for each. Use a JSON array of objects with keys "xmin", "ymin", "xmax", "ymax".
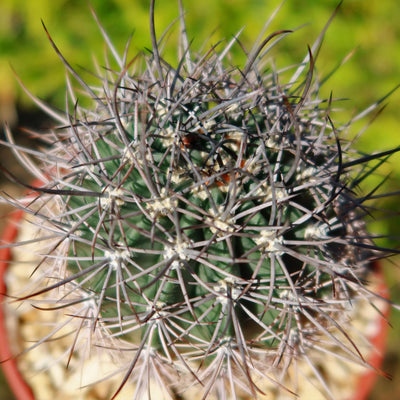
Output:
[{"xmin": 1, "ymin": 1, "xmax": 399, "ymax": 399}]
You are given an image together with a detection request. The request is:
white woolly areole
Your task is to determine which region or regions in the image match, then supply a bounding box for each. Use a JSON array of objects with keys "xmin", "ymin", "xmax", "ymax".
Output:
[
  {"xmin": 208, "ymin": 207, "xmax": 235, "ymax": 235},
  {"xmin": 104, "ymin": 248, "xmax": 131, "ymax": 270},
  {"xmin": 255, "ymin": 230, "xmax": 284, "ymax": 254},
  {"xmin": 146, "ymin": 188, "xmax": 178, "ymax": 217},
  {"xmin": 305, "ymin": 224, "xmax": 328, "ymax": 240},
  {"xmin": 100, "ymin": 187, "xmax": 125, "ymax": 208},
  {"xmin": 215, "ymin": 277, "xmax": 242, "ymax": 305},
  {"xmin": 163, "ymin": 240, "xmax": 189, "ymax": 269},
  {"xmin": 147, "ymin": 301, "xmax": 168, "ymax": 319}
]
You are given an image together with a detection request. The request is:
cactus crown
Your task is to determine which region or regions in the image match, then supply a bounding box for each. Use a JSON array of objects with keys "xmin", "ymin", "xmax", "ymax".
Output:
[{"xmin": 1, "ymin": 1, "xmax": 398, "ymax": 399}]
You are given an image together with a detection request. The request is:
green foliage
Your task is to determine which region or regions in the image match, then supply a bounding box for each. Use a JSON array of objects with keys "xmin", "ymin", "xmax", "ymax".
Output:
[{"xmin": 1, "ymin": 0, "xmax": 399, "ymax": 105}]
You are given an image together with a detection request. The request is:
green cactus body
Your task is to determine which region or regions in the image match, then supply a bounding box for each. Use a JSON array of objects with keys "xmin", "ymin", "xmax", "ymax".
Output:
[
  {"xmin": 63, "ymin": 68, "xmax": 341, "ymax": 347},
  {"xmin": 1, "ymin": 2, "xmax": 397, "ymax": 399}
]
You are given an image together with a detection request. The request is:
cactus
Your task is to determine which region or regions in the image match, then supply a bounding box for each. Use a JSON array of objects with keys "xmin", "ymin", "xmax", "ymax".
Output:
[{"xmin": 1, "ymin": 1, "xmax": 398, "ymax": 399}]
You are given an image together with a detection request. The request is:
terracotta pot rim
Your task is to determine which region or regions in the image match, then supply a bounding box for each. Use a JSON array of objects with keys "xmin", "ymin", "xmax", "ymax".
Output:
[
  {"xmin": 350, "ymin": 261, "xmax": 391, "ymax": 400},
  {"xmin": 0, "ymin": 207, "xmax": 35, "ymax": 400}
]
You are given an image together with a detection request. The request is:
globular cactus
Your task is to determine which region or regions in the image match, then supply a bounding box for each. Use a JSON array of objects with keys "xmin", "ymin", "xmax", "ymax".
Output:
[{"xmin": 1, "ymin": 1, "xmax": 398, "ymax": 399}]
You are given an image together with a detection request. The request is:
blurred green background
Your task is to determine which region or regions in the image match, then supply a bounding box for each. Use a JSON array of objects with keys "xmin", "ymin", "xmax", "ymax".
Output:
[{"xmin": 0, "ymin": 0, "xmax": 399, "ymax": 399}]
